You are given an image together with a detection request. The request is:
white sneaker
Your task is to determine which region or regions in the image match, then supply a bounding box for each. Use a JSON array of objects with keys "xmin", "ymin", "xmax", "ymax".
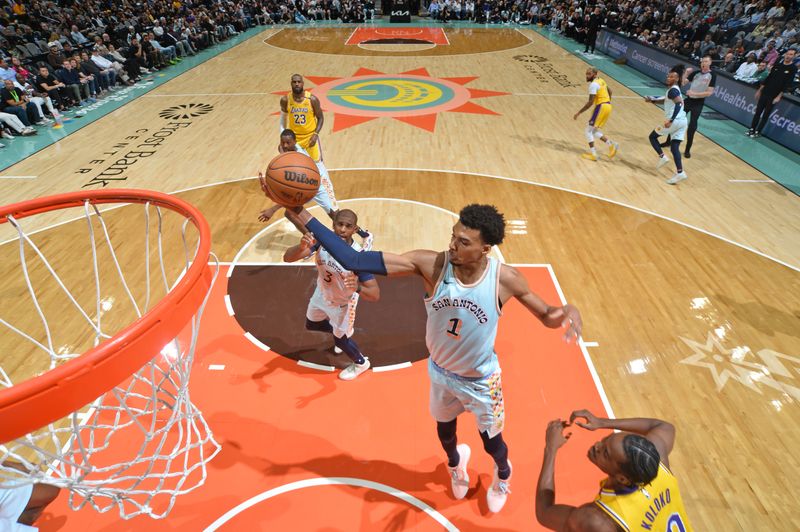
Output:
[
  {"xmin": 447, "ymin": 444, "xmax": 471, "ymax": 499},
  {"xmin": 339, "ymin": 357, "xmax": 370, "ymax": 380},
  {"xmin": 656, "ymin": 156, "xmax": 670, "ymax": 169},
  {"xmin": 487, "ymin": 460, "xmax": 512, "ymax": 513},
  {"xmin": 666, "ymin": 172, "xmax": 688, "ymax": 185},
  {"xmin": 1, "ymin": 131, "xmax": 14, "ymax": 139}
]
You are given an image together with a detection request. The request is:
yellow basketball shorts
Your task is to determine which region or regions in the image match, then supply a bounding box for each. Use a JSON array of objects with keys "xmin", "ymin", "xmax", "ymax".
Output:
[
  {"xmin": 589, "ymin": 103, "xmax": 612, "ymax": 128},
  {"xmin": 296, "ymin": 132, "xmax": 322, "ymax": 162}
]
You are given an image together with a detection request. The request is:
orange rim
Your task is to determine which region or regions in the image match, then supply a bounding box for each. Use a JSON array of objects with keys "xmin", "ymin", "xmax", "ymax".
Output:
[{"xmin": 0, "ymin": 189, "xmax": 213, "ymax": 444}]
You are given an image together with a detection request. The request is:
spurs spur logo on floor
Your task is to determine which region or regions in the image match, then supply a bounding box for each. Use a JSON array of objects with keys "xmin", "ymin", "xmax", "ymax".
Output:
[
  {"xmin": 512, "ymin": 55, "xmax": 581, "ymax": 88},
  {"xmin": 159, "ymin": 103, "xmax": 215, "ymax": 120},
  {"xmin": 77, "ymin": 103, "xmax": 215, "ymax": 188},
  {"xmin": 679, "ymin": 333, "xmax": 800, "ymax": 401}
]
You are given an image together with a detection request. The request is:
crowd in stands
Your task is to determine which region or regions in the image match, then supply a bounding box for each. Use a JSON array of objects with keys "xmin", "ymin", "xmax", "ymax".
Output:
[
  {"xmin": 0, "ymin": 0, "xmax": 796, "ymax": 149},
  {"xmin": 425, "ymin": 0, "xmax": 798, "ymax": 94},
  {"xmin": 0, "ymin": 0, "xmax": 370, "ymax": 149}
]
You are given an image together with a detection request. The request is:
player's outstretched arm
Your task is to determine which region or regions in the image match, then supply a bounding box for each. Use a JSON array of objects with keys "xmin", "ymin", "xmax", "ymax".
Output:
[
  {"xmin": 283, "ymin": 233, "xmax": 316, "ymax": 263},
  {"xmin": 285, "ymin": 208, "xmax": 438, "ymax": 278},
  {"xmin": 573, "ymin": 94, "xmax": 594, "ymax": 120},
  {"xmin": 346, "ymin": 276, "xmax": 380, "ymax": 302},
  {"xmin": 536, "ymin": 420, "xmax": 617, "ymax": 532},
  {"xmin": 569, "ymin": 410, "xmax": 676, "ymax": 467},
  {"xmin": 501, "ymin": 265, "xmax": 582, "ymax": 342},
  {"xmin": 310, "ymin": 95, "xmax": 324, "ymax": 145},
  {"xmin": 279, "ymin": 96, "xmax": 288, "ymax": 131}
]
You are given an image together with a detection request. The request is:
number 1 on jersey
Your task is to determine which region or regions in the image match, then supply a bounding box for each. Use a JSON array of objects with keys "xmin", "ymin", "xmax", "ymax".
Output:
[{"xmin": 446, "ymin": 318, "xmax": 462, "ymax": 338}]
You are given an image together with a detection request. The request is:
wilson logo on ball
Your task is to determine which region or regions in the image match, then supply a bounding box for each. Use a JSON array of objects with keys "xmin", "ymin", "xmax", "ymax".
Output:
[{"xmin": 284, "ymin": 170, "xmax": 319, "ymax": 186}]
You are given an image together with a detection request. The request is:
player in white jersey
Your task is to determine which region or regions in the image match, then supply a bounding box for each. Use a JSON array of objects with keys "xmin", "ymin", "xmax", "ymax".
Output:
[
  {"xmin": 283, "ymin": 209, "xmax": 379, "ymax": 381},
  {"xmin": 258, "ymin": 129, "xmax": 339, "ymax": 233},
  {"xmin": 0, "ymin": 461, "xmax": 60, "ymax": 531},
  {"xmin": 285, "ymin": 204, "xmax": 583, "ymax": 513},
  {"xmin": 645, "ymin": 65, "xmax": 689, "ymax": 185}
]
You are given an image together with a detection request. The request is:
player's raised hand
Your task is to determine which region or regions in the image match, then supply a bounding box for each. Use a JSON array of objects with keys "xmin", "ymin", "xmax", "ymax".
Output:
[
  {"xmin": 552, "ymin": 304, "xmax": 582, "ymax": 342},
  {"xmin": 343, "ymin": 273, "xmax": 358, "ymax": 292},
  {"xmin": 545, "ymin": 419, "xmax": 571, "ymax": 451},
  {"xmin": 258, "ymin": 205, "xmax": 280, "ymax": 223},
  {"xmin": 298, "ymin": 232, "xmax": 316, "ymax": 252},
  {"xmin": 569, "ymin": 409, "xmax": 604, "ymax": 431}
]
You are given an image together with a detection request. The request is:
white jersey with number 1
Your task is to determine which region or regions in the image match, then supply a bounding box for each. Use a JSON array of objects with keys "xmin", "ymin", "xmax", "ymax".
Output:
[{"xmin": 424, "ymin": 254, "xmax": 502, "ymax": 378}]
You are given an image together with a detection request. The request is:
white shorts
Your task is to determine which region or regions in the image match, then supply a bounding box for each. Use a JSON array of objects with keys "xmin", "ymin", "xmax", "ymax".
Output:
[
  {"xmin": 311, "ymin": 161, "xmax": 337, "ymax": 214},
  {"xmin": 305, "ymin": 287, "xmax": 358, "ymax": 338},
  {"xmin": 428, "ymin": 359, "xmax": 505, "ymax": 438},
  {"xmin": 0, "ymin": 483, "xmax": 33, "ymax": 531},
  {"xmin": 654, "ymin": 118, "xmax": 688, "ymax": 141}
]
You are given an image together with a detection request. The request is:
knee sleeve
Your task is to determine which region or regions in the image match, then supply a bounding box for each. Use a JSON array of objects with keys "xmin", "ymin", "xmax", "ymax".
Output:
[
  {"xmin": 437, "ymin": 419, "xmax": 457, "ymax": 443},
  {"xmin": 649, "ymin": 130, "xmax": 662, "ymax": 151},
  {"xmin": 584, "ymin": 125, "xmax": 595, "ymax": 142},
  {"xmin": 479, "ymin": 430, "xmax": 509, "ymax": 469},
  {"xmin": 670, "ymin": 139, "xmax": 682, "ymax": 159},
  {"xmin": 334, "ymin": 335, "xmax": 365, "ymax": 364},
  {"xmin": 305, "ymin": 318, "xmax": 333, "ymax": 333},
  {"xmin": 670, "ymin": 140, "xmax": 682, "ymax": 169}
]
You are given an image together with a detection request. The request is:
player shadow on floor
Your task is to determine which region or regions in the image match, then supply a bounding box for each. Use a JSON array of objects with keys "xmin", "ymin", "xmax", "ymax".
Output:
[
  {"xmin": 209, "ymin": 411, "xmax": 523, "ymax": 525},
  {"xmin": 201, "ymin": 333, "xmax": 268, "ymax": 365},
  {"xmin": 30, "ymin": 512, "xmax": 67, "ymax": 532},
  {"xmin": 244, "ymin": 353, "xmax": 338, "ymax": 408},
  {"xmin": 510, "ymin": 132, "xmax": 650, "ymax": 173},
  {"xmin": 714, "ymin": 293, "xmax": 800, "ymax": 340},
  {"xmin": 80, "ymin": 495, "xmax": 244, "ymax": 532},
  {"xmin": 207, "ymin": 412, "xmax": 505, "ymax": 516}
]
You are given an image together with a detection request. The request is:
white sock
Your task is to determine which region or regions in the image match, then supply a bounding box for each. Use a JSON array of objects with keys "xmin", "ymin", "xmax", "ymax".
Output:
[
  {"xmin": 605, "ymin": 139, "xmax": 613, "ymax": 145},
  {"xmin": 590, "ymin": 147, "xmax": 597, "ymax": 156}
]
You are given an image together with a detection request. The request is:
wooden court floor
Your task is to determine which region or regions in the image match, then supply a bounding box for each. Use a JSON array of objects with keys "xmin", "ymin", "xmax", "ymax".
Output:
[{"xmin": 1, "ymin": 26, "xmax": 799, "ymax": 531}]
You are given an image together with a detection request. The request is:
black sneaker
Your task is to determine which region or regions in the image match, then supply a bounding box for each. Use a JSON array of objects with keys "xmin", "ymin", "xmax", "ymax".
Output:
[
  {"xmin": 745, "ymin": 129, "xmax": 754, "ymax": 137},
  {"xmin": 684, "ymin": 151, "xmax": 691, "ymax": 158},
  {"xmin": 752, "ymin": 131, "xmax": 761, "ymax": 138}
]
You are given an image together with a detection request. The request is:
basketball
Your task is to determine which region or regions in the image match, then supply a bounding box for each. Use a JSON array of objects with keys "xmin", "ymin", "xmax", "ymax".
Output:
[{"xmin": 262, "ymin": 151, "xmax": 320, "ymax": 207}]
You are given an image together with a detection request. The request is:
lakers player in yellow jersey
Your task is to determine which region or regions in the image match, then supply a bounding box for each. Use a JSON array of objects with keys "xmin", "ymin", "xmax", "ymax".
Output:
[
  {"xmin": 536, "ymin": 410, "xmax": 693, "ymax": 531},
  {"xmin": 573, "ymin": 68, "xmax": 619, "ymax": 161},
  {"xmin": 280, "ymin": 74, "xmax": 324, "ymax": 162}
]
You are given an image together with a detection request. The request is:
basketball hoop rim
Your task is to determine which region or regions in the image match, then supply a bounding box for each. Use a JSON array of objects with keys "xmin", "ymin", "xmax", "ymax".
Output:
[{"xmin": 0, "ymin": 189, "xmax": 214, "ymax": 444}]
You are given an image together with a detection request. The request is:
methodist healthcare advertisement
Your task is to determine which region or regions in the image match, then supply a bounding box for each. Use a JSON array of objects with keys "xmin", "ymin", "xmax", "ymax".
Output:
[{"xmin": 596, "ymin": 30, "xmax": 800, "ymax": 152}]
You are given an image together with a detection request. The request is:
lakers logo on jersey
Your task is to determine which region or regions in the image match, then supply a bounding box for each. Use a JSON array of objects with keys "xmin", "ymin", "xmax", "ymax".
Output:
[
  {"xmin": 593, "ymin": 78, "xmax": 611, "ymax": 106},
  {"xmin": 288, "ymin": 91, "xmax": 317, "ymax": 136}
]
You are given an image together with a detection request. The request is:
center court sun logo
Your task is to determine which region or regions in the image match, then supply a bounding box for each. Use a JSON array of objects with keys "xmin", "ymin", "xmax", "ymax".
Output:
[
  {"xmin": 274, "ymin": 68, "xmax": 509, "ymax": 132},
  {"xmin": 159, "ymin": 103, "xmax": 214, "ymax": 120},
  {"xmin": 679, "ymin": 333, "xmax": 800, "ymax": 403}
]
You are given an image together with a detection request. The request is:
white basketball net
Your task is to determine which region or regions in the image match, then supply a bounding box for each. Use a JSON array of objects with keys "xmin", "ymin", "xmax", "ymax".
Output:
[{"xmin": 0, "ymin": 199, "xmax": 220, "ymax": 519}]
